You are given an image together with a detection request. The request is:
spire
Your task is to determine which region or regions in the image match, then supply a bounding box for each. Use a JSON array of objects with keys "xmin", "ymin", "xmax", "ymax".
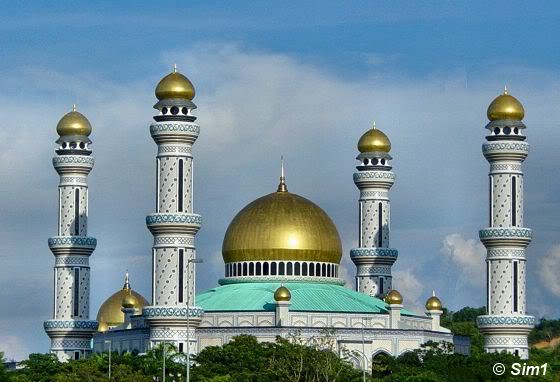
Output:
[
  {"xmin": 173, "ymin": 63, "xmax": 177, "ymax": 73},
  {"xmin": 432, "ymin": 290, "xmax": 436, "ymax": 297},
  {"xmin": 123, "ymin": 270, "xmax": 130, "ymax": 290},
  {"xmin": 503, "ymin": 85, "xmax": 508, "ymax": 95},
  {"xmin": 372, "ymin": 121, "xmax": 376, "ymax": 130},
  {"xmin": 277, "ymin": 156, "xmax": 288, "ymax": 192},
  {"xmin": 72, "ymin": 103, "xmax": 77, "ymax": 112}
]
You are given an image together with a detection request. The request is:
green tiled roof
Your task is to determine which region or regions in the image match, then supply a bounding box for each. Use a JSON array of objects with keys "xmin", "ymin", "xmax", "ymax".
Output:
[{"xmin": 196, "ymin": 282, "xmax": 420, "ymax": 317}]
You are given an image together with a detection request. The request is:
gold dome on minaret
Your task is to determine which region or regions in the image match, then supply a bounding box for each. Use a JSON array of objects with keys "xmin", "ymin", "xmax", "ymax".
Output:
[
  {"xmin": 155, "ymin": 64, "xmax": 195, "ymax": 101},
  {"xmin": 56, "ymin": 105, "xmax": 92, "ymax": 137},
  {"xmin": 385, "ymin": 289, "xmax": 403, "ymax": 305},
  {"xmin": 487, "ymin": 87, "xmax": 525, "ymax": 121},
  {"xmin": 222, "ymin": 165, "xmax": 342, "ymax": 264},
  {"xmin": 357, "ymin": 122, "xmax": 391, "ymax": 153},
  {"xmin": 425, "ymin": 291, "xmax": 443, "ymax": 311},
  {"xmin": 96, "ymin": 272, "xmax": 149, "ymax": 327},
  {"xmin": 274, "ymin": 285, "xmax": 291, "ymax": 302}
]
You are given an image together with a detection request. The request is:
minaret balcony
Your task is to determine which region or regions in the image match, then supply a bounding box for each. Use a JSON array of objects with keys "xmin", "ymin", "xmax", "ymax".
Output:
[
  {"xmin": 477, "ymin": 315, "xmax": 535, "ymax": 332},
  {"xmin": 48, "ymin": 236, "xmax": 97, "ymax": 256},
  {"xmin": 482, "ymin": 141, "xmax": 529, "ymax": 161},
  {"xmin": 52, "ymin": 155, "xmax": 94, "ymax": 175},
  {"xmin": 142, "ymin": 306, "xmax": 204, "ymax": 327},
  {"xmin": 353, "ymin": 171, "xmax": 395, "ymax": 188},
  {"xmin": 149, "ymin": 121, "xmax": 200, "ymax": 145},
  {"xmin": 479, "ymin": 228, "xmax": 532, "ymax": 248},
  {"xmin": 146, "ymin": 213, "xmax": 202, "ymax": 235},
  {"xmin": 350, "ymin": 248, "xmax": 398, "ymax": 265},
  {"xmin": 44, "ymin": 319, "xmax": 98, "ymax": 336}
]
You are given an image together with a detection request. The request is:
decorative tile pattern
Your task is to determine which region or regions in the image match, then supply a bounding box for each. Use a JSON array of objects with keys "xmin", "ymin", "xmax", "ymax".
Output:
[{"xmin": 146, "ymin": 213, "xmax": 202, "ymax": 225}]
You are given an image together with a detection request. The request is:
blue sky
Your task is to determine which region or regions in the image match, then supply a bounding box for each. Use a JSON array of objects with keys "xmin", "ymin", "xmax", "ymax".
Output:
[{"xmin": 1, "ymin": 1, "xmax": 560, "ymax": 361}]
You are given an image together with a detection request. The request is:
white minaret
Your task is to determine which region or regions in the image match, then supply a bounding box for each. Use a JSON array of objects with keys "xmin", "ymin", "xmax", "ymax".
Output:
[
  {"xmin": 350, "ymin": 123, "xmax": 398, "ymax": 298},
  {"xmin": 143, "ymin": 66, "xmax": 203, "ymax": 356},
  {"xmin": 477, "ymin": 88, "xmax": 534, "ymax": 360},
  {"xmin": 44, "ymin": 106, "xmax": 98, "ymax": 361}
]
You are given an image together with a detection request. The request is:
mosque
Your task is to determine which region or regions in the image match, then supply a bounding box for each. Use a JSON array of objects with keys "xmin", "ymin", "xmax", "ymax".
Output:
[{"xmin": 43, "ymin": 67, "xmax": 535, "ymax": 364}]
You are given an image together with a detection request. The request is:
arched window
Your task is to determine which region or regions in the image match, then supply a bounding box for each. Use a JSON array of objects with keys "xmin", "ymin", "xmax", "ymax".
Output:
[
  {"xmin": 256, "ymin": 262, "xmax": 261, "ymax": 276},
  {"xmin": 178, "ymin": 159, "xmax": 184, "ymax": 212},
  {"xmin": 271, "ymin": 262, "xmax": 277, "ymax": 275},
  {"xmin": 379, "ymin": 277, "xmax": 384, "ymax": 295},
  {"xmin": 263, "ymin": 262, "xmax": 269, "ymax": 276},
  {"xmin": 309, "ymin": 263, "xmax": 315, "ymax": 276},
  {"xmin": 316, "ymin": 263, "xmax": 321, "ymax": 276},
  {"xmin": 279, "ymin": 262, "xmax": 285, "ymax": 275},
  {"xmin": 322, "ymin": 263, "xmax": 326, "ymax": 277},
  {"xmin": 249, "ymin": 262, "xmax": 254, "ymax": 276},
  {"xmin": 327, "ymin": 264, "xmax": 331, "ymax": 277},
  {"xmin": 243, "ymin": 263, "xmax": 248, "ymax": 276},
  {"xmin": 295, "ymin": 262, "xmax": 300, "ymax": 276},
  {"xmin": 378, "ymin": 202, "xmax": 383, "ymax": 247},
  {"xmin": 287, "ymin": 262, "xmax": 293, "ymax": 275},
  {"xmin": 302, "ymin": 263, "xmax": 308, "ymax": 276},
  {"xmin": 74, "ymin": 189, "xmax": 80, "ymax": 236},
  {"xmin": 237, "ymin": 263, "xmax": 241, "ymax": 276},
  {"xmin": 512, "ymin": 176, "xmax": 517, "ymax": 226}
]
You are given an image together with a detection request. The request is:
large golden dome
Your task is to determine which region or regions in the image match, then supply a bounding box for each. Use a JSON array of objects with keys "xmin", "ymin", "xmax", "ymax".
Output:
[
  {"xmin": 222, "ymin": 179, "xmax": 342, "ymax": 264},
  {"xmin": 358, "ymin": 123, "xmax": 391, "ymax": 153},
  {"xmin": 155, "ymin": 65, "xmax": 195, "ymax": 101},
  {"xmin": 96, "ymin": 273, "xmax": 149, "ymax": 328},
  {"xmin": 56, "ymin": 105, "xmax": 92, "ymax": 137},
  {"xmin": 487, "ymin": 87, "xmax": 525, "ymax": 121}
]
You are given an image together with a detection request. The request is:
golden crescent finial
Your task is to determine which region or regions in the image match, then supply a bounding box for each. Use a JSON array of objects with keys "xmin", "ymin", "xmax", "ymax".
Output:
[{"xmin": 277, "ymin": 156, "xmax": 288, "ymax": 192}]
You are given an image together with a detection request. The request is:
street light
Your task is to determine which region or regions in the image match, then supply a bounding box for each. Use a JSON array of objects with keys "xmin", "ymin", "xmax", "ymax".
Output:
[
  {"xmin": 186, "ymin": 258, "xmax": 203, "ymax": 382},
  {"xmin": 359, "ymin": 317, "xmax": 372, "ymax": 382},
  {"xmin": 104, "ymin": 340, "xmax": 112, "ymax": 381}
]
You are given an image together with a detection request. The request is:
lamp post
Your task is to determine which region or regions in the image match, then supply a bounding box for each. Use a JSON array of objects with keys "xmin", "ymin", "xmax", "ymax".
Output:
[
  {"xmin": 162, "ymin": 341, "xmax": 167, "ymax": 382},
  {"xmin": 104, "ymin": 340, "xmax": 112, "ymax": 381},
  {"xmin": 359, "ymin": 317, "xmax": 371, "ymax": 382},
  {"xmin": 186, "ymin": 258, "xmax": 203, "ymax": 382}
]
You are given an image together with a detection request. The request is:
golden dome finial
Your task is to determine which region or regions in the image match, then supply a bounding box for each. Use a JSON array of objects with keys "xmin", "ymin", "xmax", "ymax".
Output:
[
  {"xmin": 372, "ymin": 121, "xmax": 376, "ymax": 130},
  {"xmin": 72, "ymin": 103, "xmax": 77, "ymax": 112},
  {"xmin": 277, "ymin": 156, "xmax": 288, "ymax": 192},
  {"xmin": 123, "ymin": 271, "xmax": 130, "ymax": 290},
  {"xmin": 487, "ymin": 87, "xmax": 524, "ymax": 121},
  {"xmin": 173, "ymin": 63, "xmax": 177, "ymax": 73},
  {"xmin": 385, "ymin": 289, "xmax": 403, "ymax": 305}
]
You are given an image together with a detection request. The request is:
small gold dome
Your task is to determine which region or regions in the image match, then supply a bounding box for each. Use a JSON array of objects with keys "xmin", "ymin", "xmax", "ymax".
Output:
[
  {"xmin": 56, "ymin": 105, "xmax": 92, "ymax": 137},
  {"xmin": 274, "ymin": 285, "xmax": 291, "ymax": 301},
  {"xmin": 97, "ymin": 320, "xmax": 109, "ymax": 333},
  {"xmin": 222, "ymin": 183, "xmax": 342, "ymax": 264},
  {"xmin": 425, "ymin": 293, "xmax": 443, "ymax": 311},
  {"xmin": 96, "ymin": 273, "xmax": 148, "ymax": 327},
  {"xmin": 358, "ymin": 123, "xmax": 391, "ymax": 153},
  {"xmin": 122, "ymin": 290, "xmax": 139, "ymax": 309},
  {"xmin": 155, "ymin": 65, "xmax": 195, "ymax": 100},
  {"xmin": 385, "ymin": 289, "xmax": 403, "ymax": 305},
  {"xmin": 487, "ymin": 88, "xmax": 525, "ymax": 121}
]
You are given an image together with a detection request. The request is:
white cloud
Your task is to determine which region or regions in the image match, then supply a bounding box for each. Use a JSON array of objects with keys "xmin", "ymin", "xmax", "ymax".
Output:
[
  {"xmin": 0, "ymin": 335, "xmax": 30, "ymax": 362},
  {"xmin": 393, "ymin": 269, "xmax": 425, "ymax": 312},
  {"xmin": 538, "ymin": 246, "xmax": 560, "ymax": 297},
  {"xmin": 441, "ymin": 233, "xmax": 486, "ymax": 286}
]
